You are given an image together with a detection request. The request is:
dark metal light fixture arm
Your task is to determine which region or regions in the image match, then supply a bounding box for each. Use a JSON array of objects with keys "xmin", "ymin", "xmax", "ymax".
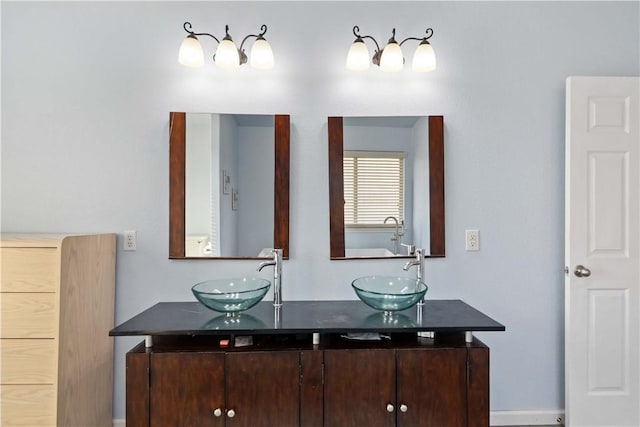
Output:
[
  {"xmin": 239, "ymin": 24, "xmax": 268, "ymax": 51},
  {"xmin": 237, "ymin": 25, "xmax": 268, "ymax": 65},
  {"xmin": 183, "ymin": 21, "xmax": 220, "ymax": 44},
  {"xmin": 399, "ymin": 28, "xmax": 434, "ymax": 46},
  {"xmin": 352, "ymin": 25, "xmax": 381, "ymax": 53}
]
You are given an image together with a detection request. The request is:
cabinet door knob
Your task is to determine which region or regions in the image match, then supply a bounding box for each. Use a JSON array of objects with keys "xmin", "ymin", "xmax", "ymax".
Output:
[
  {"xmin": 227, "ymin": 409, "xmax": 236, "ymax": 418},
  {"xmin": 386, "ymin": 404, "xmax": 395, "ymax": 413},
  {"xmin": 213, "ymin": 408, "xmax": 222, "ymax": 417},
  {"xmin": 400, "ymin": 404, "xmax": 408, "ymax": 412}
]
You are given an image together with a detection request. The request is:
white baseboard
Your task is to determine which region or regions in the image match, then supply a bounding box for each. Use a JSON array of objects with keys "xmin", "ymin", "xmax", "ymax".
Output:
[
  {"xmin": 114, "ymin": 410, "xmax": 565, "ymax": 427},
  {"xmin": 490, "ymin": 410, "xmax": 565, "ymax": 426}
]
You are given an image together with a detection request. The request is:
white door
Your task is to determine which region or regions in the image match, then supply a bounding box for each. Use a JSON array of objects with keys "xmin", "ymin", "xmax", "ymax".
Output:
[{"xmin": 565, "ymin": 76, "xmax": 640, "ymax": 427}]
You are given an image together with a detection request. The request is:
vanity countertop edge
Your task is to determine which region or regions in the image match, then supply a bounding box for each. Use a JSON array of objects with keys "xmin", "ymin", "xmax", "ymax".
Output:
[{"xmin": 110, "ymin": 299, "xmax": 505, "ymax": 336}]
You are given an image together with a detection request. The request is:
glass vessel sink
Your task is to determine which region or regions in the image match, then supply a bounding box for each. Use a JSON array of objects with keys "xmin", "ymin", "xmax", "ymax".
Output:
[
  {"xmin": 192, "ymin": 277, "xmax": 271, "ymax": 314},
  {"xmin": 352, "ymin": 276, "xmax": 428, "ymax": 314}
]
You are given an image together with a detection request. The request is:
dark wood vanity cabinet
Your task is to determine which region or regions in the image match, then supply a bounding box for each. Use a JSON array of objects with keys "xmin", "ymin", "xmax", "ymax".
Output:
[
  {"xmin": 146, "ymin": 350, "xmax": 300, "ymax": 427},
  {"xmin": 324, "ymin": 348, "xmax": 468, "ymax": 427},
  {"xmin": 126, "ymin": 338, "xmax": 490, "ymax": 427}
]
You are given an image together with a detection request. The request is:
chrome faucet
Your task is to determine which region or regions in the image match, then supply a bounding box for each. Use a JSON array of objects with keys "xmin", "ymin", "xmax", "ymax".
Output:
[
  {"xmin": 257, "ymin": 248, "xmax": 283, "ymax": 308},
  {"xmin": 401, "ymin": 243, "xmax": 416, "ymax": 256},
  {"xmin": 384, "ymin": 216, "xmax": 404, "ymax": 255},
  {"xmin": 403, "ymin": 248, "xmax": 425, "ymax": 303}
]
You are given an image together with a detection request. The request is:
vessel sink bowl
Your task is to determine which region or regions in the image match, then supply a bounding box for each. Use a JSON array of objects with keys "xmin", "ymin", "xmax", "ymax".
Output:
[
  {"xmin": 345, "ymin": 248, "xmax": 395, "ymax": 257},
  {"xmin": 352, "ymin": 276, "xmax": 428, "ymax": 313},
  {"xmin": 192, "ymin": 277, "xmax": 271, "ymax": 314}
]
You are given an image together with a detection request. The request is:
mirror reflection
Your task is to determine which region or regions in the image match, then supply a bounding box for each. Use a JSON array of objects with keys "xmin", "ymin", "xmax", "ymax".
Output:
[
  {"xmin": 170, "ymin": 112, "xmax": 290, "ymax": 259},
  {"xmin": 328, "ymin": 116, "xmax": 444, "ymax": 259}
]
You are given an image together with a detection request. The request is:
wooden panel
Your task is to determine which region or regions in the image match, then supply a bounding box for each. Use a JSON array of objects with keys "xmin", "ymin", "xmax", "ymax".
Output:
[
  {"xmin": 169, "ymin": 111, "xmax": 186, "ymax": 258},
  {"xmin": 0, "ymin": 293, "xmax": 57, "ymax": 338},
  {"xmin": 1, "ymin": 384, "xmax": 56, "ymax": 426},
  {"xmin": 56, "ymin": 234, "xmax": 116, "ymax": 427},
  {"xmin": 126, "ymin": 345, "xmax": 150, "ymax": 427},
  {"xmin": 324, "ymin": 349, "xmax": 395, "ymax": 427},
  {"xmin": 300, "ymin": 351, "xmax": 323, "ymax": 427},
  {"xmin": 150, "ymin": 352, "xmax": 224, "ymax": 427},
  {"xmin": 0, "ymin": 248, "xmax": 58, "ymax": 292},
  {"xmin": 397, "ymin": 348, "xmax": 467, "ymax": 427},
  {"xmin": 226, "ymin": 351, "xmax": 300, "ymax": 427},
  {"xmin": 467, "ymin": 346, "xmax": 490, "ymax": 427},
  {"xmin": 429, "ymin": 115, "xmax": 445, "ymax": 256},
  {"xmin": 1, "ymin": 339, "xmax": 56, "ymax": 384},
  {"xmin": 328, "ymin": 116, "xmax": 346, "ymax": 258},
  {"xmin": 274, "ymin": 114, "xmax": 291, "ymax": 258}
]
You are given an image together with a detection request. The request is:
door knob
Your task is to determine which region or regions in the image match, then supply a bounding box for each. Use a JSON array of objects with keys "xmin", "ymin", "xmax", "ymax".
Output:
[
  {"xmin": 227, "ymin": 409, "xmax": 235, "ymax": 418},
  {"xmin": 574, "ymin": 265, "xmax": 591, "ymax": 278},
  {"xmin": 386, "ymin": 404, "xmax": 395, "ymax": 412},
  {"xmin": 400, "ymin": 404, "xmax": 408, "ymax": 412},
  {"xmin": 212, "ymin": 408, "xmax": 222, "ymax": 417}
]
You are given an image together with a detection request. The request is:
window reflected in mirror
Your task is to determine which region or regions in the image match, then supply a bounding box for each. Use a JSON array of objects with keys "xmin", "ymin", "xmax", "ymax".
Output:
[{"xmin": 328, "ymin": 116, "xmax": 444, "ymax": 259}]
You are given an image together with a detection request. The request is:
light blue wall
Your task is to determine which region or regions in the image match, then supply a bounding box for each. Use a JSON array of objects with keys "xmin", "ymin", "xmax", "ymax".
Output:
[
  {"xmin": 2, "ymin": 1, "xmax": 638, "ymax": 419},
  {"xmin": 185, "ymin": 113, "xmax": 212, "ymax": 238},
  {"xmin": 236, "ymin": 123, "xmax": 274, "ymax": 256},
  {"xmin": 412, "ymin": 117, "xmax": 431, "ymax": 249},
  {"xmin": 219, "ymin": 114, "xmax": 238, "ymax": 256}
]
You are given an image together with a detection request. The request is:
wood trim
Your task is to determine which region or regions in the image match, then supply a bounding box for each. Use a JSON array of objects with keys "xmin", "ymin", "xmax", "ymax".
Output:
[
  {"xmin": 467, "ymin": 345, "xmax": 490, "ymax": 427},
  {"xmin": 429, "ymin": 115, "xmax": 446, "ymax": 256},
  {"xmin": 274, "ymin": 114, "xmax": 291, "ymax": 259},
  {"xmin": 126, "ymin": 343, "xmax": 150, "ymax": 427},
  {"xmin": 300, "ymin": 351, "xmax": 323, "ymax": 427},
  {"xmin": 328, "ymin": 117, "xmax": 345, "ymax": 258},
  {"xmin": 169, "ymin": 112, "xmax": 186, "ymax": 258}
]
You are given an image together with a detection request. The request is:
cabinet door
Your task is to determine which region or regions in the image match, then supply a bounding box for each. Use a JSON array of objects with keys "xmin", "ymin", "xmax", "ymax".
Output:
[
  {"xmin": 150, "ymin": 352, "xmax": 225, "ymax": 427},
  {"xmin": 324, "ymin": 349, "xmax": 396, "ymax": 427},
  {"xmin": 225, "ymin": 351, "xmax": 300, "ymax": 427},
  {"xmin": 396, "ymin": 348, "xmax": 467, "ymax": 427}
]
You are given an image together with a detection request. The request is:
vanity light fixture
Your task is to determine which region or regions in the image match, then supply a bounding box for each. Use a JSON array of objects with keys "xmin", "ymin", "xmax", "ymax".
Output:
[
  {"xmin": 346, "ymin": 26, "xmax": 436, "ymax": 73},
  {"xmin": 178, "ymin": 22, "xmax": 274, "ymax": 70}
]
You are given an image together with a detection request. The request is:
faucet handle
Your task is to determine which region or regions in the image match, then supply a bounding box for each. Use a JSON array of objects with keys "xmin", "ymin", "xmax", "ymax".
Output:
[{"xmin": 400, "ymin": 243, "xmax": 416, "ymax": 255}]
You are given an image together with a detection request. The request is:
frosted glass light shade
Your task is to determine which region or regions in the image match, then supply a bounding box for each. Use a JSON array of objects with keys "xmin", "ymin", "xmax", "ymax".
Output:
[
  {"xmin": 412, "ymin": 42, "xmax": 436, "ymax": 72},
  {"xmin": 215, "ymin": 39, "xmax": 240, "ymax": 70},
  {"xmin": 346, "ymin": 40, "xmax": 370, "ymax": 71},
  {"xmin": 379, "ymin": 42, "xmax": 404, "ymax": 72},
  {"xmin": 178, "ymin": 35, "xmax": 205, "ymax": 67},
  {"xmin": 250, "ymin": 38, "xmax": 274, "ymax": 69}
]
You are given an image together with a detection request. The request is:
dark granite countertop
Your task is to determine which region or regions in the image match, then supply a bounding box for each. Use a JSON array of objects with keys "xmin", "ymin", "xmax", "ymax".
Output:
[{"xmin": 109, "ymin": 300, "xmax": 505, "ymax": 336}]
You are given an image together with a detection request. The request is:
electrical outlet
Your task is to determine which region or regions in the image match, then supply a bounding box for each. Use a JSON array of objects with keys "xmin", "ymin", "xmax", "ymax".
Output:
[
  {"xmin": 124, "ymin": 230, "xmax": 137, "ymax": 251},
  {"xmin": 465, "ymin": 229, "xmax": 479, "ymax": 251}
]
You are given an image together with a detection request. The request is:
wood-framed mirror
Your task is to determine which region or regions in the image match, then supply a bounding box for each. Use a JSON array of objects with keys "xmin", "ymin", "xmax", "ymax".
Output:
[
  {"xmin": 169, "ymin": 112, "xmax": 290, "ymax": 259},
  {"xmin": 328, "ymin": 115, "xmax": 444, "ymax": 259}
]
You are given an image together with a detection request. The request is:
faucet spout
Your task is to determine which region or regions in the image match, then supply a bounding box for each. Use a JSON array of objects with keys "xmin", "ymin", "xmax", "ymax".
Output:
[
  {"xmin": 257, "ymin": 249, "xmax": 283, "ymax": 308},
  {"xmin": 384, "ymin": 216, "xmax": 403, "ymax": 255},
  {"xmin": 403, "ymin": 248, "xmax": 425, "ymax": 306},
  {"xmin": 403, "ymin": 248, "xmax": 425, "ymax": 283}
]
